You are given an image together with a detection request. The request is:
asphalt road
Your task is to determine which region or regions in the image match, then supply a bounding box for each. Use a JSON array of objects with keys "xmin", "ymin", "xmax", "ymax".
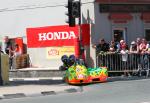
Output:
[{"xmin": 1, "ymin": 77, "xmax": 150, "ymax": 103}]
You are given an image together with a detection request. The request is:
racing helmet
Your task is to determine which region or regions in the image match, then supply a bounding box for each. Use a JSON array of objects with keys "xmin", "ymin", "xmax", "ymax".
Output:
[
  {"xmin": 61, "ymin": 55, "xmax": 69, "ymax": 64},
  {"xmin": 68, "ymin": 55, "xmax": 76, "ymax": 66}
]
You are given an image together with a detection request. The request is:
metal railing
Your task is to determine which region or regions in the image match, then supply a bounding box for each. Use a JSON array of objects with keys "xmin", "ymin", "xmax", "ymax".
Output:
[{"xmin": 96, "ymin": 53, "xmax": 150, "ymax": 74}]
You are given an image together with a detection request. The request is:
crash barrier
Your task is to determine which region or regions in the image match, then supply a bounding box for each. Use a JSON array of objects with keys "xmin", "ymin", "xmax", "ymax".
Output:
[
  {"xmin": 13, "ymin": 54, "xmax": 30, "ymax": 69},
  {"xmin": 96, "ymin": 53, "xmax": 150, "ymax": 75},
  {"xmin": 0, "ymin": 53, "xmax": 9, "ymax": 85}
]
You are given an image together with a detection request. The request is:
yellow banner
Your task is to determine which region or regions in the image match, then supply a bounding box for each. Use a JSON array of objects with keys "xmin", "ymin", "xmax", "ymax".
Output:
[{"xmin": 46, "ymin": 46, "xmax": 75, "ymax": 59}]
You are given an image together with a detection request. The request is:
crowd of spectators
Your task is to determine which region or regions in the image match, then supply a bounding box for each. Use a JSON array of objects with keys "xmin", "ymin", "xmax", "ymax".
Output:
[
  {"xmin": 93, "ymin": 35, "xmax": 150, "ymax": 55},
  {"xmin": 93, "ymin": 35, "xmax": 150, "ymax": 77}
]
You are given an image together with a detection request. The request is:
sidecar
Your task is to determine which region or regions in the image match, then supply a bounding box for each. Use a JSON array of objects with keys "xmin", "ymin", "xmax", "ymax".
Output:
[
  {"xmin": 61, "ymin": 55, "xmax": 108, "ymax": 84},
  {"xmin": 64, "ymin": 65, "xmax": 108, "ymax": 84},
  {"xmin": 88, "ymin": 67, "xmax": 108, "ymax": 83}
]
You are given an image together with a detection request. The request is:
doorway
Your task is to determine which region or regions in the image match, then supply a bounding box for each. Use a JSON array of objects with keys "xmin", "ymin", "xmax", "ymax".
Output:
[
  {"xmin": 113, "ymin": 28, "xmax": 126, "ymax": 42},
  {"xmin": 145, "ymin": 29, "xmax": 150, "ymax": 42}
]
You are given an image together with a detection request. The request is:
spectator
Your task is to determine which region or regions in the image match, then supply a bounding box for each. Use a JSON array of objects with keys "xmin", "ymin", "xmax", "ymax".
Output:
[
  {"xmin": 1, "ymin": 36, "xmax": 15, "ymax": 70},
  {"xmin": 129, "ymin": 41, "xmax": 139, "ymax": 54},
  {"xmin": 12, "ymin": 44, "xmax": 22, "ymax": 57},
  {"xmin": 109, "ymin": 40, "xmax": 117, "ymax": 52},
  {"xmin": 136, "ymin": 37, "xmax": 141, "ymax": 53},
  {"xmin": 2, "ymin": 36, "xmax": 11, "ymax": 54},
  {"xmin": 8, "ymin": 44, "xmax": 14, "ymax": 70},
  {"xmin": 113, "ymin": 34, "xmax": 121, "ymax": 52},
  {"xmin": 136, "ymin": 37, "xmax": 142, "ymax": 46},
  {"xmin": 120, "ymin": 45, "xmax": 130, "ymax": 76},
  {"xmin": 139, "ymin": 38, "xmax": 149, "ymax": 54},
  {"xmin": 120, "ymin": 43, "xmax": 128, "ymax": 61},
  {"xmin": 93, "ymin": 38, "xmax": 109, "ymax": 54},
  {"xmin": 120, "ymin": 40, "xmax": 128, "ymax": 51},
  {"xmin": 10, "ymin": 44, "xmax": 22, "ymax": 70},
  {"xmin": 129, "ymin": 41, "xmax": 140, "ymax": 69}
]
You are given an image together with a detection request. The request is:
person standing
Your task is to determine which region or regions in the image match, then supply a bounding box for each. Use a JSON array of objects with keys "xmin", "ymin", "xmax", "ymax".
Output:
[
  {"xmin": 109, "ymin": 40, "xmax": 116, "ymax": 52},
  {"xmin": 93, "ymin": 38, "xmax": 109, "ymax": 54},
  {"xmin": 2, "ymin": 36, "xmax": 13, "ymax": 70},
  {"xmin": 113, "ymin": 34, "xmax": 121, "ymax": 52},
  {"xmin": 92, "ymin": 38, "xmax": 109, "ymax": 67},
  {"xmin": 2, "ymin": 36, "xmax": 11, "ymax": 54},
  {"xmin": 13, "ymin": 44, "xmax": 22, "ymax": 57},
  {"xmin": 136, "ymin": 37, "xmax": 142, "ymax": 52},
  {"xmin": 120, "ymin": 45, "xmax": 130, "ymax": 77},
  {"xmin": 129, "ymin": 41, "xmax": 139, "ymax": 54},
  {"xmin": 11, "ymin": 44, "xmax": 22, "ymax": 69},
  {"xmin": 139, "ymin": 38, "xmax": 149, "ymax": 54}
]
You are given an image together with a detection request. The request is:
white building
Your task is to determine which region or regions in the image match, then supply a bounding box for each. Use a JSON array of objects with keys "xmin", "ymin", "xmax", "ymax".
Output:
[{"xmin": 0, "ymin": 0, "xmax": 96, "ymax": 69}]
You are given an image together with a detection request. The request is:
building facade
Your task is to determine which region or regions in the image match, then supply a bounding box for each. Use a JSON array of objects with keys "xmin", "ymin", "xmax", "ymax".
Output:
[{"xmin": 95, "ymin": 0, "xmax": 150, "ymax": 43}]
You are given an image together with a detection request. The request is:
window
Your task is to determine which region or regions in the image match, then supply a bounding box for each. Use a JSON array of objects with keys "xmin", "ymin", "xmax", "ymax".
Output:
[{"xmin": 99, "ymin": 4, "xmax": 150, "ymax": 13}]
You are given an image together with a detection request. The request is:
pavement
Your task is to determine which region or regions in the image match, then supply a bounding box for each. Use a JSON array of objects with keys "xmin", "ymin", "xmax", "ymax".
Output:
[
  {"xmin": 0, "ymin": 77, "xmax": 81, "ymax": 100},
  {"xmin": 0, "ymin": 67, "xmax": 81, "ymax": 100},
  {"xmin": 1, "ymin": 66, "xmax": 149, "ymax": 100},
  {"xmin": 0, "ymin": 76, "xmax": 145, "ymax": 98}
]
